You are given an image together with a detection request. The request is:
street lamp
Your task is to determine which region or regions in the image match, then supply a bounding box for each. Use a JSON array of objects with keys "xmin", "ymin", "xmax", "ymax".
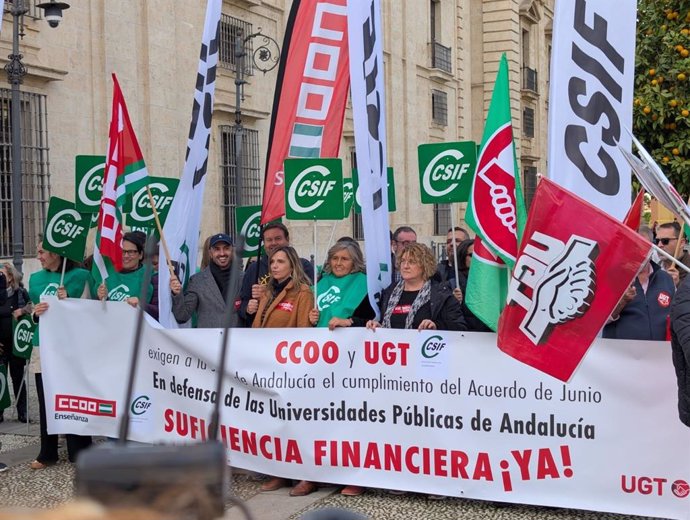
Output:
[
  {"xmin": 6, "ymin": 0, "xmax": 69, "ymax": 272},
  {"xmin": 233, "ymin": 29, "xmax": 279, "ymax": 212}
]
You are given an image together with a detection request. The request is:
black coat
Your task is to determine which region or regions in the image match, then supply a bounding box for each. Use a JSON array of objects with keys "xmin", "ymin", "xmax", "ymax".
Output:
[
  {"xmin": 670, "ymin": 277, "xmax": 690, "ymax": 428},
  {"xmin": 378, "ymin": 280, "xmax": 467, "ymax": 331}
]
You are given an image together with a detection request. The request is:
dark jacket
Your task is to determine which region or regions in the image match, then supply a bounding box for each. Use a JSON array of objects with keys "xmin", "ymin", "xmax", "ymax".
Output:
[
  {"xmin": 671, "ymin": 277, "xmax": 690, "ymax": 428},
  {"xmin": 378, "ymin": 280, "xmax": 468, "ymax": 331},
  {"xmin": 0, "ymin": 285, "xmax": 30, "ymax": 359},
  {"xmin": 436, "ymin": 262, "xmax": 491, "ymax": 332},
  {"xmin": 239, "ymin": 255, "xmax": 314, "ymax": 326},
  {"xmin": 603, "ymin": 262, "xmax": 674, "ymax": 341}
]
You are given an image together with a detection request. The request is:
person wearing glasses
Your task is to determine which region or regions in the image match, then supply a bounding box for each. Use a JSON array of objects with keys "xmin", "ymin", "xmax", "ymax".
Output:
[
  {"xmin": 655, "ymin": 222, "xmax": 690, "ymax": 286},
  {"xmin": 603, "ymin": 226, "xmax": 675, "ymax": 340},
  {"xmin": 390, "ymin": 226, "xmax": 417, "ymax": 283},
  {"xmin": 95, "ymin": 231, "xmax": 152, "ymax": 307}
]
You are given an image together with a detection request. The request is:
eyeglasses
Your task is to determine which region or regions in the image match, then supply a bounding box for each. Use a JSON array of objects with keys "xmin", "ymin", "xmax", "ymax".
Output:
[
  {"xmin": 395, "ymin": 240, "xmax": 416, "ymax": 247},
  {"xmin": 122, "ymin": 249, "xmax": 140, "ymax": 256},
  {"xmin": 655, "ymin": 237, "xmax": 678, "ymax": 246},
  {"xmin": 467, "ymin": 253, "xmax": 473, "ymax": 258}
]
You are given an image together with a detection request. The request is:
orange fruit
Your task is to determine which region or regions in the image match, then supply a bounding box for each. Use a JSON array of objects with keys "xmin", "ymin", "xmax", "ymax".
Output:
[
  {"xmin": 670, "ymin": 99, "xmax": 678, "ymax": 107},
  {"xmin": 677, "ymin": 45, "xmax": 685, "ymax": 52},
  {"xmin": 634, "ymin": 98, "xmax": 641, "ymax": 106},
  {"xmin": 683, "ymin": 28, "xmax": 690, "ymax": 35},
  {"xmin": 651, "ymin": 79, "xmax": 658, "ymax": 86},
  {"xmin": 678, "ymin": 73, "xmax": 687, "ymax": 81},
  {"xmin": 663, "ymin": 156, "xmax": 671, "ymax": 163},
  {"xmin": 649, "ymin": 68, "xmax": 656, "ymax": 76},
  {"xmin": 670, "ymin": 122, "xmax": 678, "ymax": 130},
  {"xmin": 668, "ymin": 12, "xmax": 676, "ymax": 19},
  {"xmin": 643, "ymin": 106, "xmax": 652, "ymax": 114},
  {"xmin": 652, "ymin": 114, "xmax": 659, "ymax": 121},
  {"xmin": 683, "ymin": 109, "xmax": 690, "ymax": 117},
  {"xmin": 683, "ymin": 49, "xmax": 690, "ymax": 57},
  {"xmin": 673, "ymin": 148, "xmax": 680, "ymax": 155}
]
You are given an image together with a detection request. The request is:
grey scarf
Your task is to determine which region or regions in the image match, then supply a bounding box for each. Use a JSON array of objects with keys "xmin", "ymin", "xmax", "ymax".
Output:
[{"xmin": 382, "ymin": 280, "xmax": 432, "ymax": 329}]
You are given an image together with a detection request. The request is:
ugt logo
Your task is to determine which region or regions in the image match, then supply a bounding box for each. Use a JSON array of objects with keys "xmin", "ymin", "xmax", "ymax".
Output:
[{"xmin": 507, "ymin": 231, "xmax": 598, "ymax": 345}]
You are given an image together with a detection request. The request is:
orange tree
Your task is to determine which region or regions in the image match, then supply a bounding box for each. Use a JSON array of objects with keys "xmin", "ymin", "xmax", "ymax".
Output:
[{"xmin": 634, "ymin": 0, "xmax": 690, "ymax": 195}]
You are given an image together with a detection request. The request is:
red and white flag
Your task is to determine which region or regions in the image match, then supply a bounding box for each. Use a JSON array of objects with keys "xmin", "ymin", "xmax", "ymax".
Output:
[
  {"xmin": 261, "ymin": 0, "xmax": 349, "ymax": 223},
  {"xmin": 93, "ymin": 74, "xmax": 149, "ymax": 282},
  {"xmin": 497, "ymin": 178, "xmax": 652, "ymax": 382},
  {"xmin": 623, "ymin": 188, "xmax": 645, "ymax": 231}
]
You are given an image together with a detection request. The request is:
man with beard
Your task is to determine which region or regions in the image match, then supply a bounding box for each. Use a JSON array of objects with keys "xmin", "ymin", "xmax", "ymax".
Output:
[{"xmin": 170, "ymin": 233, "xmax": 242, "ymax": 328}]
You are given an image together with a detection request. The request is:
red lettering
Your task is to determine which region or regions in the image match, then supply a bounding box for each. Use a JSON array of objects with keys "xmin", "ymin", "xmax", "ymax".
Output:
[
  {"xmin": 536, "ymin": 448, "xmax": 559, "ymax": 479},
  {"xmin": 472, "ymin": 452, "xmax": 494, "ymax": 481},
  {"xmin": 405, "ymin": 446, "xmax": 420, "ymax": 474},
  {"xmin": 511, "ymin": 449, "xmax": 532, "ymax": 480},
  {"xmin": 449, "ymin": 450, "xmax": 470, "ymax": 479},
  {"xmin": 276, "ymin": 341, "xmax": 288, "ymax": 364},
  {"xmin": 363, "ymin": 443, "xmax": 382, "ymax": 470},
  {"xmin": 314, "ymin": 440, "xmax": 327, "ymax": 466},
  {"xmin": 163, "ymin": 408, "xmax": 174, "ymax": 432}
]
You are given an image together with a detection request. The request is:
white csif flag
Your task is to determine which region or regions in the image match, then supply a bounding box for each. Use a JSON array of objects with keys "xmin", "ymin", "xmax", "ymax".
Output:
[
  {"xmin": 547, "ymin": 0, "xmax": 637, "ymax": 220},
  {"xmin": 158, "ymin": 0, "xmax": 221, "ymax": 327}
]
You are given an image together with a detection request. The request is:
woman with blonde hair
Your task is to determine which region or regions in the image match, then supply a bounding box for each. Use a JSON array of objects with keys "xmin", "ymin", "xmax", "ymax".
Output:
[
  {"xmin": 248, "ymin": 245, "xmax": 316, "ymax": 496},
  {"xmin": 0, "ymin": 262, "xmax": 32, "ymax": 422},
  {"xmin": 367, "ymin": 242, "xmax": 467, "ymax": 332}
]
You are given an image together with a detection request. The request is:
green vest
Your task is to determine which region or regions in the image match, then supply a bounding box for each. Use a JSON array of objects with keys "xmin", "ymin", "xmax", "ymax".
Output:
[
  {"xmin": 315, "ymin": 272, "xmax": 368, "ymax": 327},
  {"xmin": 90, "ymin": 267, "xmax": 152, "ymax": 303},
  {"xmin": 28, "ymin": 268, "xmax": 90, "ymax": 346}
]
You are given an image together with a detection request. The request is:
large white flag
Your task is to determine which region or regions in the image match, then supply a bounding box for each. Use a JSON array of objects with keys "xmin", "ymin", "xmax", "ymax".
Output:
[
  {"xmin": 347, "ymin": 0, "xmax": 391, "ymax": 316},
  {"xmin": 547, "ymin": 0, "xmax": 637, "ymax": 220},
  {"xmin": 158, "ymin": 0, "xmax": 221, "ymax": 327}
]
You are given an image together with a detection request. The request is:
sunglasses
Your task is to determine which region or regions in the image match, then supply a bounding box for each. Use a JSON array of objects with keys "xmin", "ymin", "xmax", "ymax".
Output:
[{"xmin": 655, "ymin": 237, "xmax": 678, "ymax": 246}]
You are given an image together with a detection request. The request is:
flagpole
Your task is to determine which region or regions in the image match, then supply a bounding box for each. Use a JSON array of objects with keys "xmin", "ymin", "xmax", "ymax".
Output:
[
  {"xmin": 59, "ymin": 257, "xmax": 67, "ymax": 287},
  {"xmin": 313, "ymin": 219, "xmax": 318, "ymax": 300},
  {"xmin": 449, "ymin": 206, "xmax": 460, "ymax": 288},
  {"xmin": 654, "ymin": 244, "xmax": 690, "ymax": 274},
  {"xmin": 146, "ymin": 186, "xmax": 175, "ymax": 278}
]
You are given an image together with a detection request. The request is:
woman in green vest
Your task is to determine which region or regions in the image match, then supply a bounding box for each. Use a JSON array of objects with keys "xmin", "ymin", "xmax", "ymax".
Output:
[
  {"xmin": 308, "ymin": 239, "xmax": 374, "ymax": 330},
  {"xmin": 96, "ymin": 231, "xmax": 152, "ymax": 307},
  {"xmin": 29, "ymin": 239, "xmax": 92, "ymax": 469},
  {"xmin": 307, "ymin": 239, "xmax": 374, "ymax": 497}
]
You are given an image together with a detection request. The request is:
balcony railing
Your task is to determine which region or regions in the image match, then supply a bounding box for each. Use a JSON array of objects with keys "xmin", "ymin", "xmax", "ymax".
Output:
[
  {"xmin": 522, "ymin": 66, "xmax": 538, "ymax": 93},
  {"xmin": 431, "ymin": 41, "xmax": 452, "ymax": 74}
]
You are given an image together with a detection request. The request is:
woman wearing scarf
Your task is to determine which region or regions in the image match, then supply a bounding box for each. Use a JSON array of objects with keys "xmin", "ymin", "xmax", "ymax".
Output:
[
  {"xmin": 0, "ymin": 263, "xmax": 32, "ymax": 423},
  {"xmin": 249, "ymin": 245, "xmax": 316, "ymax": 496},
  {"xmin": 95, "ymin": 231, "xmax": 152, "ymax": 307},
  {"xmin": 29, "ymin": 239, "xmax": 92, "ymax": 469},
  {"xmin": 308, "ymin": 240, "xmax": 374, "ymax": 331},
  {"xmin": 367, "ymin": 243, "xmax": 467, "ymax": 332}
]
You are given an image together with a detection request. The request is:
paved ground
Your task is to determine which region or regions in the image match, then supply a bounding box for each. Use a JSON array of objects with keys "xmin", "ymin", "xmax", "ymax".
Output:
[{"xmin": 0, "ymin": 380, "xmax": 666, "ymax": 519}]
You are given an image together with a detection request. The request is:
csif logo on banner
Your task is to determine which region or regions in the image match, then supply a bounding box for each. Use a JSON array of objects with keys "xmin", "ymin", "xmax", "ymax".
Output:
[
  {"xmin": 421, "ymin": 335, "xmax": 446, "ymax": 359},
  {"xmin": 75, "ymin": 155, "xmax": 106, "ymax": 213},
  {"xmin": 131, "ymin": 395, "xmax": 152, "ymax": 416},
  {"xmin": 125, "ymin": 177, "xmax": 179, "ymax": 229},
  {"xmin": 285, "ymin": 158, "xmax": 345, "ymax": 220},
  {"xmin": 43, "ymin": 197, "xmax": 89, "ymax": 262},
  {"xmin": 418, "ymin": 141, "xmax": 476, "ymax": 204}
]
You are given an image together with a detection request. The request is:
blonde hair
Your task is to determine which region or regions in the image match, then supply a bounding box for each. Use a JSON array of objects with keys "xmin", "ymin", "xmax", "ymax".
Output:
[
  {"xmin": 398, "ymin": 243, "xmax": 437, "ymax": 280},
  {"xmin": 2, "ymin": 262, "xmax": 23, "ymax": 290},
  {"xmin": 268, "ymin": 246, "xmax": 310, "ymax": 292}
]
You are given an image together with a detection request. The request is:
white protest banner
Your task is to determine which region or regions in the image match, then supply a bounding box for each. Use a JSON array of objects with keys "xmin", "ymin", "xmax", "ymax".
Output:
[
  {"xmin": 547, "ymin": 0, "xmax": 637, "ymax": 220},
  {"xmin": 41, "ymin": 299, "xmax": 690, "ymax": 519}
]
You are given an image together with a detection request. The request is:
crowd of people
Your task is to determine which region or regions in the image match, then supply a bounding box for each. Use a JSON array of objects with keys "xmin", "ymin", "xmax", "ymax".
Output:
[{"xmin": 1, "ymin": 219, "xmax": 689, "ymax": 495}]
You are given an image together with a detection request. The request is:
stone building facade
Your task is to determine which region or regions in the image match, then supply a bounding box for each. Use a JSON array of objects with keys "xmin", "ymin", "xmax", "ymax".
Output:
[{"xmin": 0, "ymin": 0, "xmax": 553, "ymax": 271}]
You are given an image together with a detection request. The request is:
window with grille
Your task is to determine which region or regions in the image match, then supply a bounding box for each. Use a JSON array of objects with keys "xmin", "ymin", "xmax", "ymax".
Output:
[
  {"xmin": 0, "ymin": 89, "xmax": 50, "ymax": 258},
  {"xmin": 433, "ymin": 204, "xmax": 451, "ymax": 235},
  {"xmin": 432, "ymin": 89, "xmax": 448, "ymax": 125},
  {"xmin": 218, "ymin": 14, "xmax": 254, "ymax": 75},
  {"xmin": 523, "ymin": 106, "xmax": 535, "ymax": 138},
  {"xmin": 219, "ymin": 125, "xmax": 261, "ymax": 236},
  {"xmin": 523, "ymin": 165, "xmax": 538, "ymax": 208}
]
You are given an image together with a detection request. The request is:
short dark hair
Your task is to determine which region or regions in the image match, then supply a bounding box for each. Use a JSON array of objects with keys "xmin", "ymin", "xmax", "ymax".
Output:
[
  {"xmin": 123, "ymin": 231, "xmax": 146, "ymax": 254},
  {"xmin": 658, "ymin": 221, "xmax": 681, "ymax": 235},
  {"xmin": 262, "ymin": 222, "xmax": 289, "ymax": 241},
  {"xmin": 447, "ymin": 226, "xmax": 469, "ymax": 238},
  {"xmin": 392, "ymin": 226, "xmax": 416, "ymax": 241}
]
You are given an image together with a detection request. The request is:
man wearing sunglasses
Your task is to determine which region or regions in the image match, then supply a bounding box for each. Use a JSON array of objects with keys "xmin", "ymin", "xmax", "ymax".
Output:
[{"xmin": 655, "ymin": 222, "xmax": 690, "ymax": 286}]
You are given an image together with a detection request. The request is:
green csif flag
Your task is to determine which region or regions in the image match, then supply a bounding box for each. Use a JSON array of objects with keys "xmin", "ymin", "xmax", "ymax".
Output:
[
  {"xmin": 464, "ymin": 54, "xmax": 527, "ymax": 331},
  {"xmin": 12, "ymin": 315, "xmax": 36, "ymax": 360}
]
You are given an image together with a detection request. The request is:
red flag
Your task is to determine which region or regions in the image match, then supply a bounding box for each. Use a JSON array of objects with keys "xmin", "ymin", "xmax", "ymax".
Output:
[
  {"xmin": 623, "ymin": 189, "xmax": 645, "ymax": 230},
  {"xmin": 497, "ymin": 178, "xmax": 652, "ymax": 382},
  {"xmin": 260, "ymin": 0, "xmax": 349, "ymax": 223}
]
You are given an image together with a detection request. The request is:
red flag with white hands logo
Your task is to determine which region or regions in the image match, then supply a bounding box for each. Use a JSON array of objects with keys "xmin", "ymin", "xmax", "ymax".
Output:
[{"xmin": 497, "ymin": 178, "xmax": 652, "ymax": 382}]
